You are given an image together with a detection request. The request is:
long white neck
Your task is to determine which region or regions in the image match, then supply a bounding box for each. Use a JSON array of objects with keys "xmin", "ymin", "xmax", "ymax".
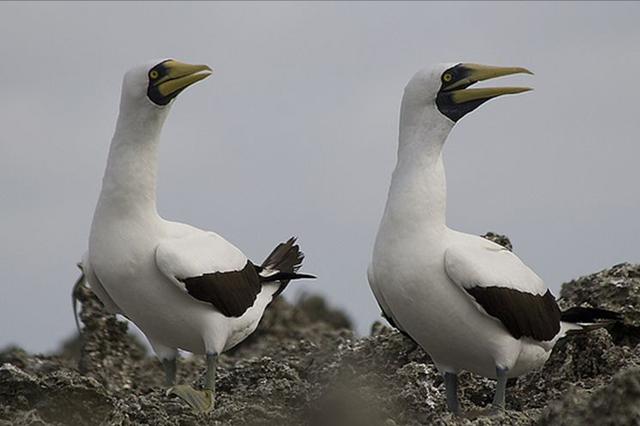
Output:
[
  {"xmin": 380, "ymin": 101, "xmax": 454, "ymax": 236},
  {"xmin": 97, "ymin": 97, "xmax": 170, "ymax": 218}
]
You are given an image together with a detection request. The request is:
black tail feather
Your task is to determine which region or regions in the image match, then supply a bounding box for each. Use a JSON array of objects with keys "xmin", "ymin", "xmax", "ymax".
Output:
[
  {"xmin": 561, "ymin": 306, "xmax": 623, "ymax": 324},
  {"xmin": 260, "ymin": 237, "xmax": 314, "ymax": 297},
  {"xmin": 260, "ymin": 271, "xmax": 316, "ymax": 282},
  {"xmin": 261, "ymin": 237, "xmax": 304, "ymax": 273},
  {"xmin": 561, "ymin": 306, "xmax": 623, "ymax": 334}
]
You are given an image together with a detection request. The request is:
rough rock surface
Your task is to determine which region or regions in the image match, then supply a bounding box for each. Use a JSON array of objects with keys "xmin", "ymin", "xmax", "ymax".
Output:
[
  {"xmin": 1, "ymin": 261, "xmax": 639, "ymax": 425},
  {"xmin": 559, "ymin": 262, "xmax": 640, "ymax": 346},
  {"xmin": 481, "ymin": 232, "xmax": 513, "ymax": 252}
]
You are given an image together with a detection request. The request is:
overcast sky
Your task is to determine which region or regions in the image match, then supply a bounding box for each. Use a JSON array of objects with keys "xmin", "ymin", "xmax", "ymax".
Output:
[{"xmin": 1, "ymin": 2, "xmax": 639, "ymax": 353}]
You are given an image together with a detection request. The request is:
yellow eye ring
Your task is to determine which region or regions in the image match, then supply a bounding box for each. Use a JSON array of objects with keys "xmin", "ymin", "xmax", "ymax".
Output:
[
  {"xmin": 150, "ymin": 70, "xmax": 159, "ymax": 79},
  {"xmin": 443, "ymin": 73, "xmax": 453, "ymax": 82}
]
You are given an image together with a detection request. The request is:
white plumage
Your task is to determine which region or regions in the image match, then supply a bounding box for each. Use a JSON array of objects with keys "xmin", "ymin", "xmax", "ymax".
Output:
[
  {"xmin": 156, "ymin": 231, "xmax": 249, "ymax": 286},
  {"xmin": 80, "ymin": 59, "xmax": 312, "ymax": 412},
  {"xmin": 444, "ymin": 237, "xmax": 546, "ymax": 296},
  {"xmin": 367, "ymin": 63, "xmax": 615, "ymax": 412}
]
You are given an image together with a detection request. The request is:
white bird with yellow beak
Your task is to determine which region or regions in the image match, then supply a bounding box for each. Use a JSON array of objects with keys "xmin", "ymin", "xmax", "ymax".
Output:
[
  {"xmin": 368, "ymin": 63, "xmax": 620, "ymax": 414},
  {"xmin": 80, "ymin": 59, "xmax": 314, "ymax": 413}
]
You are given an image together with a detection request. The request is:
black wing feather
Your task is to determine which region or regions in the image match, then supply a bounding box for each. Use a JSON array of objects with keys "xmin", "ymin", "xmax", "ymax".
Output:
[
  {"xmin": 180, "ymin": 262, "xmax": 261, "ymax": 317},
  {"xmin": 465, "ymin": 287, "xmax": 561, "ymax": 341}
]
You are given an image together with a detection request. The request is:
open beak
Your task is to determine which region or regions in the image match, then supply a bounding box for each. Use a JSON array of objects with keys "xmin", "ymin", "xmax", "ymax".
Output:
[
  {"xmin": 156, "ymin": 60, "xmax": 212, "ymax": 98},
  {"xmin": 444, "ymin": 63, "xmax": 532, "ymax": 103},
  {"xmin": 437, "ymin": 63, "xmax": 532, "ymax": 121}
]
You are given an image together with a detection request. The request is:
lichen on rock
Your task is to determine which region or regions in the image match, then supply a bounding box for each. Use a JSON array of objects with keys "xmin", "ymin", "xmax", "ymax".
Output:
[
  {"xmin": 1, "ymin": 257, "xmax": 639, "ymax": 425},
  {"xmin": 560, "ymin": 262, "xmax": 640, "ymax": 346}
]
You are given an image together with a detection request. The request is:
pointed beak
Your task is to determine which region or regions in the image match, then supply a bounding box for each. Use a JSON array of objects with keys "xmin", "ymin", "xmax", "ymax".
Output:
[
  {"xmin": 442, "ymin": 63, "xmax": 532, "ymax": 104},
  {"xmin": 436, "ymin": 63, "xmax": 533, "ymax": 122},
  {"xmin": 156, "ymin": 60, "xmax": 213, "ymax": 98}
]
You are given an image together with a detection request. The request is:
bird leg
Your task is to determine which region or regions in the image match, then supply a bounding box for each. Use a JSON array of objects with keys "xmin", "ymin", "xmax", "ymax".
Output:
[
  {"xmin": 168, "ymin": 353, "xmax": 217, "ymax": 414},
  {"xmin": 461, "ymin": 367, "xmax": 509, "ymax": 419},
  {"xmin": 161, "ymin": 357, "xmax": 177, "ymax": 386},
  {"xmin": 204, "ymin": 353, "xmax": 217, "ymax": 392},
  {"xmin": 443, "ymin": 372, "xmax": 461, "ymax": 415},
  {"xmin": 492, "ymin": 367, "xmax": 508, "ymax": 410}
]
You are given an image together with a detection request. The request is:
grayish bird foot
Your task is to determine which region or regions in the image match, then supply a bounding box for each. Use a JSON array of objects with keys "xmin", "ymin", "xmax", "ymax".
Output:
[{"xmin": 167, "ymin": 385, "xmax": 214, "ymax": 413}]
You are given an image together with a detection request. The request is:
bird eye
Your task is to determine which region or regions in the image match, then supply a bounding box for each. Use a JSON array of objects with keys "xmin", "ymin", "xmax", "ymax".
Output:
[
  {"xmin": 149, "ymin": 70, "xmax": 159, "ymax": 79},
  {"xmin": 443, "ymin": 73, "xmax": 453, "ymax": 83}
]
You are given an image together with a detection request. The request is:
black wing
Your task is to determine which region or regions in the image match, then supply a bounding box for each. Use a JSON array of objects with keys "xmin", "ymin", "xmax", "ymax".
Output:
[
  {"xmin": 465, "ymin": 286, "xmax": 561, "ymax": 341},
  {"xmin": 180, "ymin": 262, "xmax": 262, "ymax": 317}
]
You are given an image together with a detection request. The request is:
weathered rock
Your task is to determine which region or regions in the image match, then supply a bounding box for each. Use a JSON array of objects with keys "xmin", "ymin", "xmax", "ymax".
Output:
[
  {"xmin": 1, "ymin": 259, "xmax": 639, "ymax": 425},
  {"xmin": 227, "ymin": 295, "xmax": 353, "ymax": 359},
  {"xmin": 508, "ymin": 328, "xmax": 640, "ymax": 412},
  {"xmin": 560, "ymin": 263, "xmax": 640, "ymax": 323},
  {"xmin": 0, "ymin": 363, "xmax": 115, "ymax": 425},
  {"xmin": 73, "ymin": 282, "xmax": 147, "ymax": 393},
  {"xmin": 560, "ymin": 262, "xmax": 640, "ymax": 345},
  {"xmin": 540, "ymin": 366, "xmax": 640, "ymax": 425},
  {"xmin": 481, "ymin": 232, "xmax": 513, "ymax": 251}
]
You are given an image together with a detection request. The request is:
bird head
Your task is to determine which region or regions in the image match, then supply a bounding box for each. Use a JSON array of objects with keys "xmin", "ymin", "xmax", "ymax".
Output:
[
  {"xmin": 121, "ymin": 59, "xmax": 212, "ymax": 109},
  {"xmin": 402, "ymin": 63, "xmax": 532, "ymax": 126}
]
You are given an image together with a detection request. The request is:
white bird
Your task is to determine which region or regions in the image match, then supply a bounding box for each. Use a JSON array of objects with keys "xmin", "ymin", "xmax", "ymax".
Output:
[
  {"xmin": 368, "ymin": 63, "xmax": 620, "ymax": 414},
  {"xmin": 78, "ymin": 59, "xmax": 314, "ymax": 413}
]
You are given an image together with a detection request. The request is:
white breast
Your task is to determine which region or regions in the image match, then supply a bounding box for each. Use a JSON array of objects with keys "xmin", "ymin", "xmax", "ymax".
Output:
[{"xmin": 371, "ymin": 227, "xmax": 544, "ymax": 378}]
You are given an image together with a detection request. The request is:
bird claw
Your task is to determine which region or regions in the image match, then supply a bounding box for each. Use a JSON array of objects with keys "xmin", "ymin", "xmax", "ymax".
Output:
[{"xmin": 167, "ymin": 385, "xmax": 214, "ymax": 413}]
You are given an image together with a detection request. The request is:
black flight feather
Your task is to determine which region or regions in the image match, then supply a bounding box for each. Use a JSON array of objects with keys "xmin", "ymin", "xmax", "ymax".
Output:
[
  {"xmin": 560, "ymin": 306, "xmax": 622, "ymax": 324},
  {"xmin": 180, "ymin": 237, "xmax": 314, "ymax": 318},
  {"xmin": 465, "ymin": 287, "xmax": 562, "ymax": 341},
  {"xmin": 180, "ymin": 262, "xmax": 261, "ymax": 318}
]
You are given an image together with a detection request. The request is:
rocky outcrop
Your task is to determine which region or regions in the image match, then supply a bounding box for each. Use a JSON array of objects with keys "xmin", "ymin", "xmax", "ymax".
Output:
[{"xmin": 1, "ymin": 262, "xmax": 638, "ymax": 425}]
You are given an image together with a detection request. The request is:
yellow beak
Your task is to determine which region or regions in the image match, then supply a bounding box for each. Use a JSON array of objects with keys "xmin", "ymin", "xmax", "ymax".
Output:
[
  {"xmin": 444, "ymin": 63, "xmax": 533, "ymax": 104},
  {"xmin": 156, "ymin": 60, "xmax": 213, "ymax": 97}
]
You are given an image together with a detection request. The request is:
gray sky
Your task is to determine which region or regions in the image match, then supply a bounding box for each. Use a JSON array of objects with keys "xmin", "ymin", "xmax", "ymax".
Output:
[{"xmin": 1, "ymin": 2, "xmax": 639, "ymax": 353}]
